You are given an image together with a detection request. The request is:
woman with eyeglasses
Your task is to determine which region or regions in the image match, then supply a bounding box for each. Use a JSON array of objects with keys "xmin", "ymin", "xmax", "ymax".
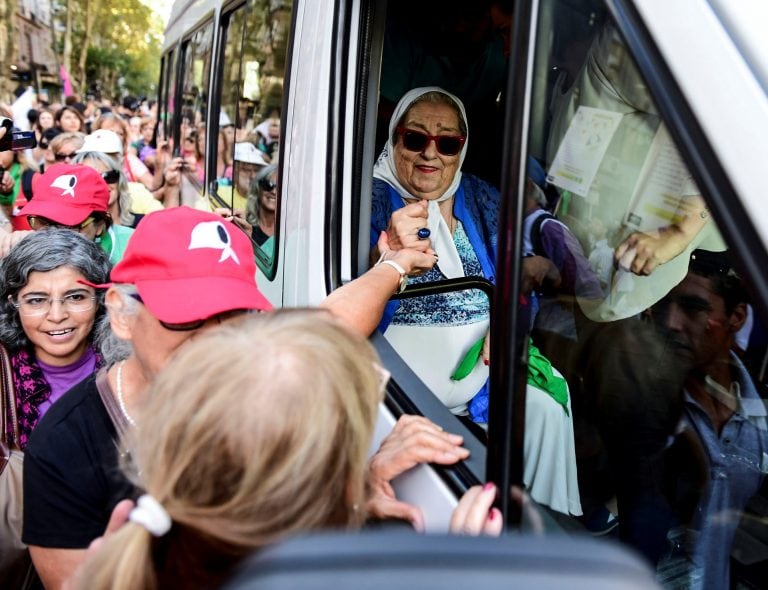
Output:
[
  {"xmin": 49, "ymin": 131, "xmax": 86, "ymax": 166},
  {"xmin": 0, "ymin": 228, "xmax": 111, "ymax": 449}
]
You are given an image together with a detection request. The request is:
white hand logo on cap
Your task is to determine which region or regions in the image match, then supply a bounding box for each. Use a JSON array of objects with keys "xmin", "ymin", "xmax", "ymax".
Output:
[
  {"xmin": 50, "ymin": 174, "xmax": 78, "ymax": 197},
  {"xmin": 188, "ymin": 221, "xmax": 240, "ymax": 264}
]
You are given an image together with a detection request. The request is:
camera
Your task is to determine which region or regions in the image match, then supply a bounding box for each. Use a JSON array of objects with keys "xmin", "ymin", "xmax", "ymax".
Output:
[{"xmin": 0, "ymin": 117, "xmax": 37, "ymax": 152}]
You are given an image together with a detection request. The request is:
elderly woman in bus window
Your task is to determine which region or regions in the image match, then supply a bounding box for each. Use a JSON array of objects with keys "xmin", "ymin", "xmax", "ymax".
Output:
[{"xmin": 370, "ymin": 87, "xmax": 581, "ymax": 517}]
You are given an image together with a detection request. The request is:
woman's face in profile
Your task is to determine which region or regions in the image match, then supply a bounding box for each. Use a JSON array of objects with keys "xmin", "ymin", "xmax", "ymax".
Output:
[{"xmin": 393, "ymin": 101, "xmax": 462, "ymax": 201}]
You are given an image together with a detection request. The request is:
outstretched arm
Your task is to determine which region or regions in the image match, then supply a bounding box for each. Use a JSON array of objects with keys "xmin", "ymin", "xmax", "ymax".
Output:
[{"xmin": 322, "ymin": 231, "xmax": 436, "ymax": 336}]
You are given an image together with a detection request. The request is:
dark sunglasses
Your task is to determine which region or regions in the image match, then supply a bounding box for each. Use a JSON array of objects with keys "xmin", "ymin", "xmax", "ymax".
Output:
[
  {"xmin": 101, "ymin": 169, "xmax": 120, "ymax": 185},
  {"xmin": 395, "ymin": 127, "xmax": 466, "ymax": 156},
  {"xmin": 27, "ymin": 215, "xmax": 97, "ymax": 231},
  {"xmin": 129, "ymin": 293, "xmax": 255, "ymax": 331},
  {"xmin": 54, "ymin": 151, "xmax": 77, "ymax": 161},
  {"xmin": 258, "ymin": 178, "xmax": 277, "ymax": 192}
]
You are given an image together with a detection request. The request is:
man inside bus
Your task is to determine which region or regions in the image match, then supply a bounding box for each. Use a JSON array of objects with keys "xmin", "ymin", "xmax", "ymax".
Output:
[{"xmin": 651, "ymin": 250, "xmax": 767, "ymax": 588}]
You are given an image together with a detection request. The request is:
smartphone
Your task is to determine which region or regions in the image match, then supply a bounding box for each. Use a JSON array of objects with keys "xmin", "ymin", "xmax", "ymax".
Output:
[{"xmin": 0, "ymin": 118, "xmax": 37, "ymax": 151}]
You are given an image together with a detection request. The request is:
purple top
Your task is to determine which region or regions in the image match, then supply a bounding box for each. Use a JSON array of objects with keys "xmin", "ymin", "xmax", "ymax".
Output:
[{"xmin": 36, "ymin": 347, "xmax": 97, "ymax": 420}]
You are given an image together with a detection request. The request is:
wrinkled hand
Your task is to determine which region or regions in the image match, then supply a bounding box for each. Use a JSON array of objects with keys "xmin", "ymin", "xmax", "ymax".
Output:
[
  {"xmin": 0, "ymin": 230, "xmax": 31, "ymax": 257},
  {"xmin": 378, "ymin": 231, "xmax": 436, "ymax": 277},
  {"xmin": 61, "ymin": 499, "xmax": 134, "ymax": 590},
  {"xmin": 615, "ymin": 226, "xmax": 689, "ymax": 276},
  {"xmin": 450, "ymin": 483, "xmax": 503, "ymax": 536},
  {"xmin": 366, "ymin": 415, "xmax": 469, "ymax": 531},
  {"xmin": 521, "ymin": 255, "xmax": 561, "ymax": 294},
  {"xmin": 386, "ymin": 200, "xmax": 431, "ymax": 252}
]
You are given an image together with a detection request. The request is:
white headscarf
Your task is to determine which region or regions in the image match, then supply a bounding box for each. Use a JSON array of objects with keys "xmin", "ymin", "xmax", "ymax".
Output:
[{"xmin": 373, "ymin": 87, "xmax": 469, "ymax": 279}]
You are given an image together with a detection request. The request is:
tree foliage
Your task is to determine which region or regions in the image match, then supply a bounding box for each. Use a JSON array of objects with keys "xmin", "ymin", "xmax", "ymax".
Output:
[{"xmin": 56, "ymin": 0, "xmax": 164, "ymax": 98}]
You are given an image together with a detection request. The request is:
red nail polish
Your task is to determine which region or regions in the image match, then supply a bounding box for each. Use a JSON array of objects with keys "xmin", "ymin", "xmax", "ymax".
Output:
[
  {"xmin": 484, "ymin": 482, "xmax": 495, "ymax": 492},
  {"xmin": 489, "ymin": 509, "xmax": 496, "ymax": 520},
  {"xmin": 483, "ymin": 359, "xmax": 489, "ymax": 366}
]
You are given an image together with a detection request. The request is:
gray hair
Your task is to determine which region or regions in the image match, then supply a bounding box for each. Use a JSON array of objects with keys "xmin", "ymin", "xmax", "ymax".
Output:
[
  {"xmin": 246, "ymin": 163, "xmax": 278, "ymax": 227},
  {"xmin": 72, "ymin": 151, "xmax": 136, "ymax": 227},
  {"xmin": 97, "ymin": 284, "xmax": 140, "ymax": 367},
  {"xmin": 0, "ymin": 229, "xmax": 112, "ymax": 350}
]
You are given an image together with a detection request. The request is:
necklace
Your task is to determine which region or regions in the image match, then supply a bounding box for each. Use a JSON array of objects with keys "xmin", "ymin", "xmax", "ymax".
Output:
[{"xmin": 116, "ymin": 361, "xmax": 137, "ymax": 427}]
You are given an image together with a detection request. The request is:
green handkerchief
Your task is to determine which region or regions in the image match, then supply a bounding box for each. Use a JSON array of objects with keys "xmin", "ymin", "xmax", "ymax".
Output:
[{"xmin": 451, "ymin": 336, "xmax": 486, "ymax": 381}]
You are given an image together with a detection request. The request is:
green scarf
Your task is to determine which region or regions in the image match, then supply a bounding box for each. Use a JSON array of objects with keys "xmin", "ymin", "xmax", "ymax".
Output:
[{"xmin": 451, "ymin": 337, "xmax": 570, "ymax": 415}]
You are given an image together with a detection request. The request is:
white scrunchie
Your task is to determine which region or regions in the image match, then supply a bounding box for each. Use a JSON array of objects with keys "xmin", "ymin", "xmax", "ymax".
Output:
[{"xmin": 129, "ymin": 494, "xmax": 172, "ymax": 537}]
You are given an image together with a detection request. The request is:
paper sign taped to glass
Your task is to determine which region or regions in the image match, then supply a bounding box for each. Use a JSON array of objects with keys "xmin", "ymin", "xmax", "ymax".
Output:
[
  {"xmin": 546, "ymin": 106, "xmax": 623, "ymax": 198},
  {"xmin": 548, "ymin": 115, "xmax": 725, "ymax": 322}
]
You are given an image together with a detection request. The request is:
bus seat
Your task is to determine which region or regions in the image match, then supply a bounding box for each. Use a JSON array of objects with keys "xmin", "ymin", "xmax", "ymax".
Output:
[{"xmin": 222, "ymin": 529, "xmax": 660, "ymax": 590}]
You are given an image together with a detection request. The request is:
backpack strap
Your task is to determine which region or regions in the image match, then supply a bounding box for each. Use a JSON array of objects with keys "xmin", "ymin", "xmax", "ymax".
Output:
[{"xmin": 530, "ymin": 212, "xmax": 555, "ymax": 257}]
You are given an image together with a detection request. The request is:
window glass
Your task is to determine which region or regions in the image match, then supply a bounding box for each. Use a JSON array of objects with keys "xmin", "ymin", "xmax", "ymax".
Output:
[
  {"xmin": 178, "ymin": 22, "xmax": 214, "ymax": 190},
  {"xmin": 157, "ymin": 49, "xmax": 177, "ymax": 151},
  {"xmin": 523, "ymin": 1, "xmax": 768, "ymax": 587},
  {"xmin": 216, "ymin": 4, "xmax": 248, "ymax": 205},
  {"xmin": 216, "ymin": 0, "xmax": 292, "ymax": 272}
]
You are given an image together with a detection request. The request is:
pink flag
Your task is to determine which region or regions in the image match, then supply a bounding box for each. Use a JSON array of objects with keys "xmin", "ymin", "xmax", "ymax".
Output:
[{"xmin": 60, "ymin": 65, "xmax": 73, "ymax": 97}]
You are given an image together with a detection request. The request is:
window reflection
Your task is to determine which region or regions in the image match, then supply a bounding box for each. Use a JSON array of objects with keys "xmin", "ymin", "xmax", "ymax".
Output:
[
  {"xmin": 213, "ymin": 0, "xmax": 291, "ymax": 271},
  {"xmin": 526, "ymin": 3, "xmax": 768, "ymax": 587}
]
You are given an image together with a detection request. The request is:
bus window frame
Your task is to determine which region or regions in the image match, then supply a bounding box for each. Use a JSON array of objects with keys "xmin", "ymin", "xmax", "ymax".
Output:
[{"xmin": 207, "ymin": 0, "xmax": 248, "ymax": 210}]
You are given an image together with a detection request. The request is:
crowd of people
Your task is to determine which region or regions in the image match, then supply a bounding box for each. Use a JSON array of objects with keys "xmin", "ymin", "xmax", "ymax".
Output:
[{"xmin": 0, "ymin": 95, "xmax": 507, "ymax": 589}]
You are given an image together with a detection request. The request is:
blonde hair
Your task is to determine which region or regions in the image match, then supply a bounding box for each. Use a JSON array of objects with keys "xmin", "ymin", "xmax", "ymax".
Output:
[
  {"xmin": 49, "ymin": 131, "xmax": 85, "ymax": 155},
  {"xmin": 79, "ymin": 309, "xmax": 384, "ymax": 590}
]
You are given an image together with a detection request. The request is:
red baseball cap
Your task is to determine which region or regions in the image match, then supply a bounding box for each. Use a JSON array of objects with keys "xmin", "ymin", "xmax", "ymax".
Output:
[
  {"xmin": 23, "ymin": 163, "xmax": 110, "ymax": 226},
  {"xmin": 110, "ymin": 207, "xmax": 272, "ymax": 323}
]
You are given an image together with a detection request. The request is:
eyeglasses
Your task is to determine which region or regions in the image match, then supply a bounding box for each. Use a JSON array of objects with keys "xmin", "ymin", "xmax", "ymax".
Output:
[
  {"xmin": 258, "ymin": 178, "xmax": 277, "ymax": 192},
  {"xmin": 395, "ymin": 127, "xmax": 466, "ymax": 156},
  {"xmin": 101, "ymin": 169, "xmax": 120, "ymax": 185},
  {"xmin": 27, "ymin": 216, "xmax": 98, "ymax": 232},
  {"xmin": 130, "ymin": 293, "xmax": 257, "ymax": 331},
  {"xmin": 54, "ymin": 152, "xmax": 77, "ymax": 162},
  {"xmin": 11, "ymin": 291, "xmax": 96, "ymax": 316}
]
